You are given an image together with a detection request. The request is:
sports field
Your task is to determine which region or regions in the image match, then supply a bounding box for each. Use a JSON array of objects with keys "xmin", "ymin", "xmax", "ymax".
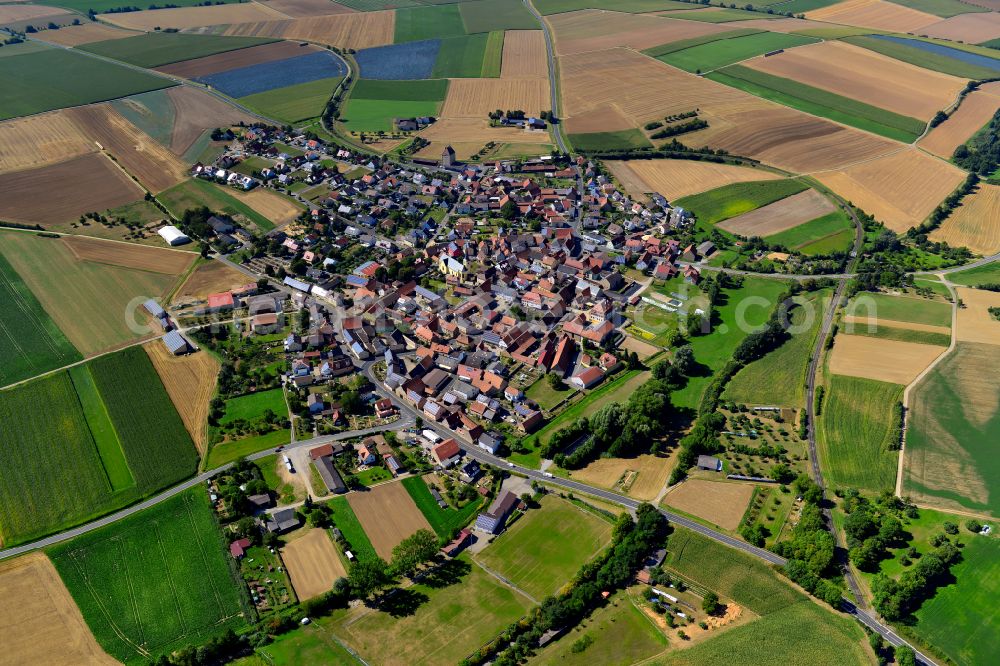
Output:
[
  {"xmin": 476, "ymin": 495, "xmax": 612, "ymax": 599},
  {"xmin": 49, "ymin": 488, "xmax": 246, "ymax": 664},
  {"xmin": 817, "ymin": 374, "xmax": 902, "ymax": 493},
  {"xmin": 79, "ymin": 33, "xmax": 275, "ymax": 68},
  {"xmin": 673, "ymin": 179, "xmax": 808, "ymax": 228}
]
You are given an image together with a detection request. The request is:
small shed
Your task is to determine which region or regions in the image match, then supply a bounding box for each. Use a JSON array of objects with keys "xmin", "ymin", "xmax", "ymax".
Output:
[{"xmin": 696, "ymin": 455, "xmax": 722, "ymax": 472}]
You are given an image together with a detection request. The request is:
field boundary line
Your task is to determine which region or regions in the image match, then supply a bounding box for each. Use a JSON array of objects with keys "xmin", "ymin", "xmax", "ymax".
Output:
[{"xmin": 470, "ymin": 557, "xmax": 539, "ymax": 605}]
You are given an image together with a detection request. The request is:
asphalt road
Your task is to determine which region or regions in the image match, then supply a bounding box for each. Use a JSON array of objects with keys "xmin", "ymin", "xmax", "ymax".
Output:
[{"xmin": 524, "ymin": 0, "xmax": 568, "ymax": 153}]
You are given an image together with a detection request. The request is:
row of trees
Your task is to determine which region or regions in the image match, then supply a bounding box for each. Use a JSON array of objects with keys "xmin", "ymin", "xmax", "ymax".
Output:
[{"xmin": 773, "ymin": 475, "xmax": 842, "ymax": 606}]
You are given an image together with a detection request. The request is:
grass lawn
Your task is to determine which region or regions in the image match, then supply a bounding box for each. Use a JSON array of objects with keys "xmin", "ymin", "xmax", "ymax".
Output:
[
  {"xmin": 674, "ymin": 179, "xmax": 808, "ymax": 227},
  {"xmin": 395, "ymin": 4, "xmax": 467, "ymax": 42},
  {"xmin": 205, "ymin": 429, "xmax": 291, "ymax": 469},
  {"xmin": 255, "ymin": 624, "xmax": 364, "ymax": 665},
  {"xmin": 256, "ymin": 454, "xmax": 301, "ymax": 504},
  {"xmin": 845, "ymin": 292, "xmax": 952, "ymax": 328},
  {"xmin": 0, "ymin": 249, "xmax": 81, "ymax": 386},
  {"xmin": 708, "ymin": 65, "xmax": 925, "ymax": 143},
  {"xmin": 327, "ymin": 495, "xmax": 378, "ymax": 562},
  {"xmin": 341, "ymin": 98, "xmax": 442, "ymax": 132},
  {"xmin": 0, "ymin": 47, "xmax": 174, "ymax": 120},
  {"xmin": 401, "ymin": 475, "xmax": 483, "ymax": 539},
  {"xmin": 79, "ymin": 33, "xmax": 275, "ymax": 68},
  {"xmin": 643, "ymin": 28, "xmax": 762, "ymax": 58},
  {"xmin": 724, "ymin": 289, "xmax": 828, "ymax": 408},
  {"xmin": 158, "ymin": 178, "xmax": 276, "ymax": 232},
  {"xmin": 240, "ymin": 76, "xmax": 342, "ymax": 124},
  {"xmin": 569, "ymin": 129, "xmax": 651, "ymax": 152},
  {"xmin": 817, "ymin": 375, "xmax": 902, "ymax": 493},
  {"xmin": 766, "ymin": 210, "xmax": 854, "ymax": 255},
  {"xmin": 432, "ymin": 33, "xmax": 489, "ymax": 77},
  {"xmin": 353, "ymin": 466, "xmax": 393, "ymax": 486},
  {"xmin": 48, "ymin": 488, "xmax": 246, "ymax": 664},
  {"xmin": 945, "ymin": 259, "xmax": 1000, "ymax": 286},
  {"xmin": 525, "ymin": 375, "xmax": 575, "ymax": 411},
  {"xmin": 476, "ymin": 495, "xmax": 613, "ymax": 599},
  {"xmin": 659, "ymin": 32, "xmax": 817, "ymax": 73},
  {"xmin": 460, "ymin": 0, "xmax": 539, "ymax": 32},
  {"xmin": 326, "ymin": 554, "xmax": 532, "ymax": 665},
  {"xmin": 221, "ymin": 387, "xmax": 287, "ymax": 425}
]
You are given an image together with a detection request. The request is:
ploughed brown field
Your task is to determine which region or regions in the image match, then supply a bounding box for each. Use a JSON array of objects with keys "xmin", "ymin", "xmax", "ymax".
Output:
[
  {"xmin": 0, "ymin": 110, "xmax": 95, "ymax": 174},
  {"xmin": 156, "ymin": 41, "xmax": 320, "ymax": 78},
  {"xmin": 548, "ymin": 9, "xmax": 727, "ymax": 56},
  {"xmin": 167, "ymin": 87, "xmax": 256, "ymax": 156},
  {"xmin": 805, "ymin": 0, "xmax": 937, "ymax": 32},
  {"xmin": 221, "ymin": 11, "xmax": 394, "ymax": 50},
  {"xmin": 718, "ymin": 189, "xmax": 837, "ymax": 237},
  {"xmin": 62, "ymin": 234, "xmax": 196, "ymax": 275},
  {"xmin": 172, "ymin": 259, "xmax": 249, "ymax": 305},
  {"xmin": 281, "ymin": 528, "xmax": 348, "ymax": 601},
  {"xmin": 921, "ymin": 12, "xmax": 1000, "ymax": 44},
  {"xmin": 145, "ymin": 341, "xmax": 219, "ymax": 453},
  {"xmin": 347, "ymin": 480, "xmax": 432, "ymax": 560}
]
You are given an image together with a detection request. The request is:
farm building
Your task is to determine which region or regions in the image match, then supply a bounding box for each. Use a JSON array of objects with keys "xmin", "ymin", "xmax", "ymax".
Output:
[
  {"xmin": 230, "ymin": 538, "xmax": 251, "ymax": 559},
  {"xmin": 207, "ymin": 292, "xmax": 236, "ymax": 312},
  {"xmin": 162, "ymin": 330, "xmax": 191, "ymax": 355},
  {"xmin": 158, "ymin": 225, "xmax": 191, "ymax": 246},
  {"xmin": 442, "ymin": 528, "xmax": 472, "ymax": 557},
  {"xmin": 475, "ymin": 490, "xmax": 522, "ymax": 535},
  {"xmin": 263, "ymin": 507, "xmax": 300, "ymax": 534},
  {"xmin": 570, "ymin": 365, "xmax": 605, "ymax": 390},
  {"xmin": 312, "ymin": 454, "xmax": 347, "ymax": 494},
  {"xmin": 143, "ymin": 298, "xmax": 166, "ymax": 319},
  {"xmin": 697, "ymin": 455, "xmax": 722, "ymax": 472}
]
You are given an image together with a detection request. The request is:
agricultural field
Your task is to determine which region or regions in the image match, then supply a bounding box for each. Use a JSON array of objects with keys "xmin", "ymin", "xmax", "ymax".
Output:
[
  {"xmin": 395, "ymin": 4, "xmax": 466, "ymax": 42},
  {"xmin": 49, "ymin": 488, "xmax": 246, "ymax": 664},
  {"xmin": 817, "ymin": 374, "xmax": 903, "ymax": 493},
  {"xmin": 805, "ymin": 0, "xmax": 938, "ymax": 32},
  {"xmin": 673, "ymin": 179, "xmax": 808, "ymax": 227},
  {"xmin": 501, "ymin": 30, "xmax": 546, "ymax": 78},
  {"xmin": 549, "ymin": 9, "xmax": 729, "ymax": 56},
  {"xmin": 946, "ymin": 259, "xmax": 1000, "ymax": 286},
  {"xmin": 401, "ymin": 475, "xmax": 483, "ymax": 538},
  {"xmin": 0, "ymin": 110, "xmax": 94, "ymax": 174},
  {"xmin": 263, "ymin": 0, "xmax": 358, "ymax": 17},
  {"xmin": 660, "ymin": 7, "xmax": 777, "ymax": 22},
  {"xmin": 29, "ymin": 21, "xmax": 135, "ymax": 47},
  {"xmin": 607, "ymin": 159, "xmax": 780, "ymax": 202},
  {"xmin": 536, "ymin": 0, "xmax": 696, "ymax": 13},
  {"xmin": 567, "ymin": 454, "xmax": 674, "ymax": 501},
  {"xmin": 717, "ymin": 189, "xmax": 838, "ymax": 238},
  {"xmin": 195, "ymin": 50, "xmax": 346, "ymax": 98},
  {"xmin": 346, "ymin": 479, "xmax": 433, "ymax": 559},
  {"xmin": 440, "ymin": 77, "xmax": 549, "ymax": 118},
  {"xmin": 460, "ymin": 0, "xmax": 537, "ymax": 32},
  {"xmin": 79, "ymin": 33, "xmax": 277, "ymax": 68},
  {"xmin": 145, "ymin": 342, "xmax": 219, "ymax": 454},
  {"xmin": 0, "ymin": 552, "xmax": 116, "ymax": 665},
  {"xmin": 99, "ymin": 2, "xmax": 289, "ymax": 31},
  {"xmin": 766, "ymin": 210, "xmax": 855, "ymax": 255},
  {"xmin": 845, "ymin": 292, "xmax": 953, "ymax": 327},
  {"xmin": 841, "ymin": 315, "xmax": 951, "ymax": 346},
  {"xmin": 920, "ymin": 82, "xmax": 1000, "ymax": 159},
  {"xmin": 433, "ymin": 33, "xmax": 500, "ymax": 78},
  {"xmin": 922, "ymin": 10, "xmax": 1000, "ymax": 43},
  {"xmin": 827, "ymin": 333, "xmax": 946, "ymax": 384},
  {"xmin": 905, "ymin": 341, "xmax": 1000, "ymax": 516},
  {"xmin": 956, "ymin": 287, "xmax": 1000, "ymax": 344},
  {"xmin": 658, "ymin": 31, "xmax": 817, "ymax": 73},
  {"xmin": 156, "ymin": 40, "xmax": 319, "ymax": 78},
  {"xmin": 172, "ymin": 258, "xmax": 249, "ymax": 305},
  {"xmin": 844, "ymin": 34, "xmax": 1000, "ymax": 79},
  {"xmin": 221, "ymin": 12, "xmax": 395, "ymax": 50},
  {"xmin": 642, "ymin": 27, "xmax": 763, "ymax": 58},
  {"xmin": 0, "ymin": 250, "xmax": 81, "ymax": 387},
  {"xmin": 342, "ymin": 78, "xmax": 447, "ymax": 131},
  {"xmin": 355, "ymin": 39, "xmax": 440, "ymax": 79},
  {"xmin": 0, "ymin": 47, "xmax": 174, "ymax": 120},
  {"xmin": 326, "ymin": 554, "xmax": 532, "ymax": 665},
  {"xmin": 166, "ymin": 86, "xmax": 256, "ymax": 155},
  {"xmin": 0, "ymin": 231, "xmax": 187, "ymax": 356},
  {"xmin": 568, "ymin": 129, "xmax": 651, "ymax": 152},
  {"xmin": 159, "ymin": 178, "xmax": 284, "ymax": 232},
  {"xmin": 930, "ymin": 183, "xmax": 1000, "ymax": 255},
  {"xmin": 663, "ymin": 479, "xmax": 756, "ymax": 530},
  {"xmin": 815, "ymin": 148, "xmax": 966, "ymax": 232},
  {"xmin": 281, "ymin": 528, "xmax": 347, "ymax": 601}
]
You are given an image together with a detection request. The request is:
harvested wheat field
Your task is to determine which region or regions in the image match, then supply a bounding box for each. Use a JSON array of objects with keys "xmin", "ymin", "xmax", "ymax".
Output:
[
  {"xmin": 65, "ymin": 104, "xmax": 188, "ymax": 193},
  {"xmin": 606, "ymin": 159, "xmax": 780, "ymax": 201},
  {"xmin": 842, "ymin": 315, "xmax": 950, "ymax": 336},
  {"xmin": 0, "ymin": 154, "xmax": 142, "ymax": 225},
  {"xmin": 63, "ymin": 235, "xmax": 195, "ymax": 274},
  {"xmin": 281, "ymin": 528, "xmax": 347, "ymax": 601},
  {"xmin": 221, "ymin": 11, "xmax": 394, "ymax": 49},
  {"xmin": 502, "ymin": 30, "xmax": 547, "ymax": 79},
  {"xmin": 34, "ymin": 22, "xmax": 137, "ymax": 47},
  {"xmin": 0, "ymin": 552, "xmax": 116, "ymax": 666},
  {"xmin": 441, "ymin": 79, "xmax": 550, "ymax": 118},
  {"xmin": 570, "ymin": 454, "xmax": 673, "ymax": 501},
  {"xmin": 145, "ymin": 342, "xmax": 219, "ymax": 452},
  {"xmin": 420, "ymin": 117, "xmax": 551, "ymax": 145},
  {"xmin": 719, "ymin": 188, "xmax": 837, "ymax": 237},
  {"xmin": 816, "ymin": 148, "xmax": 965, "ymax": 232},
  {"xmin": 922, "ymin": 12, "xmax": 1000, "ymax": 44},
  {"xmin": 829, "ymin": 334, "xmax": 945, "ymax": 384},
  {"xmin": 744, "ymin": 40, "xmax": 965, "ymax": 121},
  {"xmin": 955, "ymin": 287, "xmax": 1000, "ymax": 345},
  {"xmin": 921, "ymin": 82, "xmax": 1000, "ymax": 159},
  {"xmin": 172, "ymin": 259, "xmax": 248, "ymax": 304},
  {"xmin": 259, "ymin": 0, "xmax": 356, "ymax": 18},
  {"xmin": 101, "ymin": 3, "xmax": 287, "ymax": 30},
  {"xmin": 347, "ymin": 480, "xmax": 432, "ymax": 560},
  {"xmin": 663, "ymin": 479, "xmax": 755, "ymax": 531},
  {"xmin": 0, "ymin": 111, "xmax": 94, "ymax": 174},
  {"xmin": 930, "ymin": 184, "xmax": 1000, "ymax": 255},
  {"xmin": 549, "ymin": 9, "xmax": 727, "ymax": 56},
  {"xmin": 0, "ymin": 4, "xmax": 68, "ymax": 23},
  {"xmin": 805, "ymin": 0, "xmax": 937, "ymax": 33},
  {"xmin": 231, "ymin": 188, "xmax": 303, "ymax": 227},
  {"xmin": 559, "ymin": 47, "xmax": 896, "ymax": 173},
  {"xmin": 157, "ymin": 41, "xmax": 318, "ymax": 78},
  {"xmin": 563, "ymin": 103, "xmax": 634, "ymax": 134},
  {"xmin": 166, "ymin": 87, "xmax": 255, "ymax": 155}
]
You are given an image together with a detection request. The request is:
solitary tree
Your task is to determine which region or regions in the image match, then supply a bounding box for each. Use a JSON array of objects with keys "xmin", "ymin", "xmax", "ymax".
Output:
[{"xmin": 702, "ymin": 591, "xmax": 721, "ymax": 615}]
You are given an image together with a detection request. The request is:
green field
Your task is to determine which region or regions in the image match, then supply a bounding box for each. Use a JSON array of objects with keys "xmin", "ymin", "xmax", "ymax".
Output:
[
  {"xmin": 49, "ymin": 488, "xmax": 246, "ymax": 664},
  {"xmin": 843, "ymin": 35, "xmax": 1000, "ymax": 80},
  {"xmin": 905, "ymin": 342, "xmax": 1000, "ymax": 516},
  {"xmin": 240, "ymin": 76, "xmax": 342, "ymax": 124},
  {"xmin": 433, "ymin": 33, "xmax": 489, "ymax": 77},
  {"xmin": 0, "ymin": 249, "xmax": 81, "ymax": 386},
  {"xmin": 642, "ymin": 28, "xmax": 763, "ymax": 58},
  {"xmin": 401, "ymin": 475, "xmax": 483, "ymax": 539},
  {"xmin": 343, "ymin": 78, "xmax": 447, "ymax": 132},
  {"xmin": 885, "ymin": 0, "xmax": 986, "ymax": 17},
  {"xmin": 0, "ymin": 47, "xmax": 175, "ymax": 120},
  {"xmin": 326, "ymin": 554, "xmax": 532, "ymax": 664},
  {"xmin": 848, "ymin": 323, "xmax": 951, "ymax": 347},
  {"xmin": 537, "ymin": 0, "xmax": 696, "ymax": 13},
  {"xmin": 351, "ymin": 78, "xmax": 449, "ymax": 101},
  {"xmin": 724, "ymin": 290, "xmax": 828, "ymax": 408},
  {"xmin": 708, "ymin": 65, "xmax": 926, "ymax": 143},
  {"xmin": 481, "ymin": 30, "xmax": 504, "ymax": 77},
  {"xmin": 221, "ymin": 387, "xmax": 287, "ymax": 425},
  {"xmin": 69, "ymin": 364, "xmax": 133, "ymax": 492},
  {"xmin": 36, "ymin": 0, "xmax": 241, "ymax": 12},
  {"xmin": 328, "ymin": 495, "xmax": 378, "ymax": 562},
  {"xmin": 395, "ymin": 4, "xmax": 467, "ymax": 42},
  {"xmin": 663, "ymin": 7, "xmax": 777, "ymax": 22},
  {"xmin": 159, "ymin": 178, "xmax": 276, "ymax": 231},
  {"xmin": 568, "ymin": 128, "xmax": 652, "ymax": 152},
  {"xmin": 779, "ymin": 0, "xmax": 841, "ymax": 12},
  {"xmin": 111, "ymin": 89, "xmax": 175, "ymax": 147},
  {"xmin": 461, "ymin": 0, "xmax": 538, "ymax": 32},
  {"xmin": 674, "ymin": 179, "xmax": 808, "ymax": 227},
  {"xmin": 817, "ymin": 374, "xmax": 902, "ymax": 493},
  {"xmin": 476, "ymin": 495, "xmax": 612, "ymax": 599},
  {"xmin": 845, "ymin": 292, "xmax": 952, "ymax": 328},
  {"xmin": 767, "ymin": 210, "xmax": 854, "ymax": 256},
  {"xmin": 254, "ymin": 624, "xmax": 365, "ymax": 665},
  {"xmin": 945, "ymin": 260, "xmax": 1000, "ymax": 286},
  {"xmin": 0, "ymin": 40, "xmax": 51, "ymax": 59},
  {"xmin": 79, "ymin": 33, "xmax": 275, "ymax": 68},
  {"xmin": 658, "ymin": 32, "xmax": 817, "ymax": 73},
  {"xmin": 205, "ymin": 428, "xmax": 291, "ymax": 469},
  {"xmin": 525, "ymin": 375, "xmax": 575, "ymax": 410}
]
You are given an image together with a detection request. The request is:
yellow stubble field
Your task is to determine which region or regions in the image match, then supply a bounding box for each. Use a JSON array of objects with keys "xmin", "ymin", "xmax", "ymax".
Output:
[
  {"xmin": 0, "ymin": 111, "xmax": 95, "ymax": 174},
  {"xmin": 221, "ymin": 11, "xmax": 394, "ymax": 49},
  {"xmin": 930, "ymin": 183, "xmax": 1000, "ymax": 255},
  {"xmin": 501, "ymin": 30, "xmax": 548, "ymax": 79},
  {"xmin": 548, "ymin": 9, "xmax": 727, "ymax": 56},
  {"xmin": 920, "ymin": 82, "xmax": 1000, "ymax": 159},
  {"xmin": 606, "ymin": 158, "xmax": 781, "ymax": 201},
  {"xmin": 805, "ymin": 0, "xmax": 938, "ymax": 32},
  {"xmin": 440, "ymin": 79, "xmax": 550, "ymax": 118},
  {"xmin": 828, "ymin": 334, "xmax": 946, "ymax": 384}
]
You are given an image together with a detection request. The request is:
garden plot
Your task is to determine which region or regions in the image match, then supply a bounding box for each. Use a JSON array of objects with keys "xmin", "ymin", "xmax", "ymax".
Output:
[
  {"xmin": 220, "ymin": 11, "xmax": 395, "ymax": 49},
  {"xmin": 346, "ymin": 480, "xmax": 432, "ymax": 559},
  {"xmin": 828, "ymin": 334, "xmax": 945, "ymax": 384},
  {"xmin": 921, "ymin": 82, "xmax": 1000, "ymax": 159},
  {"xmin": 718, "ymin": 189, "xmax": 837, "ymax": 237},
  {"xmin": 606, "ymin": 159, "xmax": 780, "ymax": 201},
  {"xmin": 663, "ymin": 479, "xmax": 755, "ymax": 531},
  {"xmin": 195, "ymin": 50, "xmax": 345, "ymax": 98},
  {"xmin": 815, "ymin": 147, "xmax": 965, "ymax": 232},
  {"xmin": 930, "ymin": 183, "xmax": 1000, "ymax": 255},
  {"xmin": 549, "ymin": 9, "xmax": 728, "ymax": 55},
  {"xmin": 805, "ymin": 0, "xmax": 938, "ymax": 32},
  {"xmin": 281, "ymin": 528, "xmax": 347, "ymax": 601},
  {"xmin": 0, "ymin": 110, "xmax": 94, "ymax": 174}
]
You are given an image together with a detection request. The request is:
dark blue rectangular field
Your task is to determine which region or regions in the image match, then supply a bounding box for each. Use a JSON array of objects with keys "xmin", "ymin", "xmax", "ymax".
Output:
[
  {"xmin": 196, "ymin": 50, "xmax": 346, "ymax": 98},
  {"xmin": 355, "ymin": 39, "xmax": 440, "ymax": 80},
  {"xmin": 870, "ymin": 35, "xmax": 1000, "ymax": 73}
]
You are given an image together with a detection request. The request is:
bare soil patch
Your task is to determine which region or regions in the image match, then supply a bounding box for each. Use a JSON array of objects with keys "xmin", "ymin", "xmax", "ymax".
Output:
[
  {"xmin": 805, "ymin": 0, "xmax": 938, "ymax": 32},
  {"xmin": 930, "ymin": 183, "xmax": 1000, "ymax": 255},
  {"xmin": 744, "ymin": 40, "xmax": 965, "ymax": 121},
  {"xmin": 441, "ymin": 78, "xmax": 550, "ymax": 118},
  {"xmin": 101, "ymin": 3, "xmax": 287, "ymax": 30},
  {"xmin": 718, "ymin": 188, "xmax": 837, "ymax": 236},
  {"xmin": 166, "ymin": 87, "xmax": 255, "ymax": 156},
  {"xmin": 816, "ymin": 147, "xmax": 965, "ymax": 232},
  {"xmin": 921, "ymin": 82, "xmax": 1000, "ymax": 159},
  {"xmin": 829, "ymin": 334, "xmax": 945, "ymax": 384},
  {"xmin": 621, "ymin": 335, "xmax": 661, "ymax": 360},
  {"xmin": 281, "ymin": 528, "xmax": 347, "ymax": 601},
  {"xmin": 955, "ymin": 287, "xmax": 1000, "ymax": 345},
  {"xmin": 145, "ymin": 342, "xmax": 219, "ymax": 453},
  {"xmin": 570, "ymin": 454, "xmax": 674, "ymax": 501},
  {"xmin": 922, "ymin": 12, "xmax": 1000, "ymax": 43},
  {"xmin": 663, "ymin": 479, "xmax": 755, "ymax": 531},
  {"xmin": 0, "ymin": 153, "xmax": 142, "ymax": 225},
  {"xmin": 549, "ymin": 9, "xmax": 727, "ymax": 56},
  {"xmin": 157, "ymin": 41, "xmax": 318, "ymax": 78},
  {"xmin": 0, "ymin": 552, "xmax": 116, "ymax": 666},
  {"xmin": 171, "ymin": 259, "xmax": 248, "ymax": 305},
  {"xmin": 259, "ymin": 0, "xmax": 357, "ymax": 18},
  {"xmin": 502, "ymin": 30, "xmax": 547, "ymax": 79},
  {"xmin": 0, "ymin": 110, "xmax": 94, "ymax": 174},
  {"xmin": 608, "ymin": 159, "xmax": 780, "ymax": 202},
  {"xmin": 347, "ymin": 480, "xmax": 432, "ymax": 560},
  {"xmin": 221, "ymin": 11, "xmax": 394, "ymax": 50},
  {"xmin": 34, "ymin": 22, "xmax": 137, "ymax": 47},
  {"xmin": 62, "ymin": 235, "xmax": 195, "ymax": 275}
]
